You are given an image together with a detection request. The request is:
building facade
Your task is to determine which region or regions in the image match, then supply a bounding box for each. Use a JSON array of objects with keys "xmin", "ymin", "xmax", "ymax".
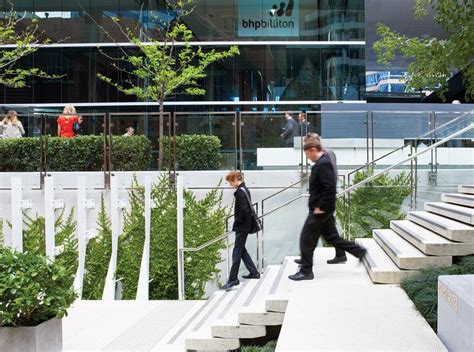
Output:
[{"xmin": 1, "ymin": 0, "xmax": 366, "ymax": 108}]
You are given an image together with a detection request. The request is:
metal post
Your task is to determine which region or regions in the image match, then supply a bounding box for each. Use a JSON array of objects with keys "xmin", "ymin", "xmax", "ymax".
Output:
[
  {"xmin": 177, "ymin": 174, "xmax": 185, "ymax": 300},
  {"xmin": 414, "ymin": 147, "xmax": 418, "ymax": 211},
  {"xmin": 365, "ymin": 112, "xmax": 370, "ymax": 169},
  {"xmin": 371, "ymin": 111, "xmax": 375, "ymax": 164},
  {"xmin": 410, "ymin": 144, "xmax": 415, "ymax": 211}
]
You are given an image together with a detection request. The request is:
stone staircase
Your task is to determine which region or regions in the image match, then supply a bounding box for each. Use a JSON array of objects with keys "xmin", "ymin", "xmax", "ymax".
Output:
[
  {"xmin": 357, "ymin": 185, "xmax": 474, "ymax": 284},
  {"xmin": 151, "ymin": 257, "xmax": 299, "ymax": 351}
]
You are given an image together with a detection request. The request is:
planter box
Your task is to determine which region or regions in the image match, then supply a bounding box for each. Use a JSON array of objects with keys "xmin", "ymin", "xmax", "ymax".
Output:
[{"xmin": 0, "ymin": 318, "xmax": 62, "ymax": 352}]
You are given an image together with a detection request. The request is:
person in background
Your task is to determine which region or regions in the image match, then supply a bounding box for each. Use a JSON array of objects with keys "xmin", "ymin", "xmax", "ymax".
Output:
[
  {"xmin": 221, "ymin": 171, "xmax": 261, "ymax": 290},
  {"xmin": 0, "ymin": 110, "xmax": 25, "ymax": 138},
  {"xmin": 57, "ymin": 105, "xmax": 81, "ymax": 138},
  {"xmin": 280, "ymin": 112, "xmax": 298, "ymax": 147},
  {"xmin": 123, "ymin": 127, "xmax": 135, "ymax": 137},
  {"xmin": 297, "ymin": 111, "xmax": 309, "ymax": 136}
]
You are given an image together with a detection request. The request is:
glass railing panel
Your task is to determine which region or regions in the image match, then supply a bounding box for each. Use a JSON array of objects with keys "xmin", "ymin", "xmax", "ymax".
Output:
[
  {"xmin": 240, "ymin": 111, "xmax": 303, "ymax": 171},
  {"xmin": 262, "ymin": 195, "xmax": 308, "ymax": 265},
  {"xmin": 175, "ymin": 112, "xmax": 237, "ymax": 170}
]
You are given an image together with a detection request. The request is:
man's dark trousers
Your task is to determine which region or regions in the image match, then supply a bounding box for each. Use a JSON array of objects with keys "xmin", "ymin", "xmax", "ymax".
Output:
[
  {"xmin": 229, "ymin": 232, "xmax": 259, "ymax": 281},
  {"xmin": 300, "ymin": 212, "xmax": 364, "ymax": 273}
]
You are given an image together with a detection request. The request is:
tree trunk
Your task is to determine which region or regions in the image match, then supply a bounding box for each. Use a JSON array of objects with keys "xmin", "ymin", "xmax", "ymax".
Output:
[{"xmin": 158, "ymin": 99, "xmax": 164, "ymax": 170}]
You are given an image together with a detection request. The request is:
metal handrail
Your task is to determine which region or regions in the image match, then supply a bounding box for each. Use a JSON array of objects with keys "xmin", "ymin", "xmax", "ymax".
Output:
[
  {"xmin": 338, "ymin": 123, "xmax": 474, "ymax": 197},
  {"xmin": 181, "ymin": 230, "xmax": 234, "ymax": 252},
  {"xmin": 414, "ymin": 110, "xmax": 473, "ymax": 142}
]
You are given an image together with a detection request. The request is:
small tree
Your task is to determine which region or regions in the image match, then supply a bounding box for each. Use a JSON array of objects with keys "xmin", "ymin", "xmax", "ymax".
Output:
[
  {"xmin": 0, "ymin": 6, "xmax": 57, "ymax": 88},
  {"xmin": 374, "ymin": 0, "xmax": 473, "ymax": 101},
  {"xmin": 94, "ymin": 1, "xmax": 239, "ymax": 169}
]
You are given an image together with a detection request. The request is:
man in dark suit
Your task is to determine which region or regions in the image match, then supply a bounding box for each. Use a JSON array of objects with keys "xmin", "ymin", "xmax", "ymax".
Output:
[
  {"xmin": 221, "ymin": 171, "xmax": 260, "ymax": 290},
  {"xmin": 289, "ymin": 139, "xmax": 366, "ymax": 280},
  {"xmin": 280, "ymin": 112, "xmax": 298, "ymax": 147}
]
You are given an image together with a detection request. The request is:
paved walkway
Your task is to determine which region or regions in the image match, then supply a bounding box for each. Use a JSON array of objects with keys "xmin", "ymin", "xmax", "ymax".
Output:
[{"xmin": 276, "ymin": 249, "xmax": 446, "ymax": 351}]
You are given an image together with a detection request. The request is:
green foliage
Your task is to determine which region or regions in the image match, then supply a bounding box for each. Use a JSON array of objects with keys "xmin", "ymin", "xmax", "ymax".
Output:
[
  {"xmin": 401, "ymin": 256, "xmax": 474, "ymax": 331},
  {"xmin": 161, "ymin": 134, "xmax": 222, "ymax": 170},
  {"xmin": 111, "ymin": 135, "xmax": 152, "ymax": 171},
  {"xmin": 374, "ymin": 0, "xmax": 474, "ymax": 100},
  {"xmin": 336, "ymin": 170, "xmax": 411, "ymax": 238},
  {"xmin": 116, "ymin": 177, "xmax": 146, "ymax": 299},
  {"xmin": 0, "ymin": 218, "xmax": 4, "ymax": 245},
  {"xmin": 0, "ymin": 135, "xmax": 151, "ymax": 172},
  {"xmin": 82, "ymin": 194, "xmax": 112, "ymax": 300},
  {"xmin": 22, "ymin": 209, "xmax": 79, "ymax": 288},
  {"xmin": 119, "ymin": 175, "xmax": 229, "ymax": 300},
  {"xmin": 241, "ymin": 341, "xmax": 277, "ymax": 352},
  {"xmin": 0, "ymin": 6, "xmax": 59, "ymax": 88},
  {"xmin": 0, "ymin": 246, "xmax": 77, "ymax": 327}
]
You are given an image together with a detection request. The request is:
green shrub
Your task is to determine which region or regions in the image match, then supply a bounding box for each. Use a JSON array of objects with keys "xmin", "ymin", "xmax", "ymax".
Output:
[
  {"xmin": 336, "ymin": 170, "xmax": 411, "ymax": 238},
  {"xmin": 111, "ymin": 135, "xmax": 151, "ymax": 171},
  {"xmin": 82, "ymin": 194, "xmax": 112, "ymax": 300},
  {"xmin": 0, "ymin": 246, "xmax": 77, "ymax": 327},
  {"xmin": 241, "ymin": 340, "xmax": 277, "ymax": 352},
  {"xmin": 401, "ymin": 256, "xmax": 474, "ymax": 331},
  {"xmin": 0, "ymin": 135, "xmax": 151, "ymax": 172},
  {"xmin": 161, "ymin": 134, "xmax": 222, "ymax": 170},
  {"xmin": 22, "ymin": 209, "xmax": 79, "ymax": 288}
]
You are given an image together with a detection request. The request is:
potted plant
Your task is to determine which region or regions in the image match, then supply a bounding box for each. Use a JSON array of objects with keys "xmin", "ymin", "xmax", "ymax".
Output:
[{"xmin": 0, "ymin": 246, "xmax": 77, "ymax": 352}]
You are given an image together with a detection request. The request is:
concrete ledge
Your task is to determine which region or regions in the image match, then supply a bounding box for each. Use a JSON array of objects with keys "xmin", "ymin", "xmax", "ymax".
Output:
[
  {"xmin": 184, "ymin": 336, "xmax": 240, "ymax": 351},
  {"xmin": 238, "ymin": 311, "xmax": 285, "ymax": 326},
  {"xmin": 265, "ymin": 298, "xmax": 288, "ymax": 313},
  {"xmin": 211, "ymin": 324, "xmax": 266, "ymax": 339},
  {"xmin": 438, "ymin": 275, "xmax": 474, "ymax": 352}
]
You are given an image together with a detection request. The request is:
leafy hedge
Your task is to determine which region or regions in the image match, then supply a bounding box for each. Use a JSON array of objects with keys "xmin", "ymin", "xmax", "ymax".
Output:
[
  {"xmin": 401, "ymin": 256, "xmax": 474, "ymax": 331},
  {"xmin": 0, "ymin": 135, "xmax": 151, "ymax": 172},
  {"xmin": 161, "ymin": 134, "xmax": 222, "ymax": 170},
  {"xmin": 336, "ymin": 170, "xmax": 411, "ymax": 239}
]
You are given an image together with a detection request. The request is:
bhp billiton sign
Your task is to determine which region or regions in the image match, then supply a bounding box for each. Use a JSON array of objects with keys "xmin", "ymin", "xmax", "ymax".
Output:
[{"xmin": 238, "ymin": 0, "xmax": 299, "ymax": 37}]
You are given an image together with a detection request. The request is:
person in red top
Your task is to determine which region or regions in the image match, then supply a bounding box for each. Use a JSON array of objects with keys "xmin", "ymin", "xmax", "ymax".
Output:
[{"xmin": 57, "ymin": 105, "xmax": 82, "ymax": 138}]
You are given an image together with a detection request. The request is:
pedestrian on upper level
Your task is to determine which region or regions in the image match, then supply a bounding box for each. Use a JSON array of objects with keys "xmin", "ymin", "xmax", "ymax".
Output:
[
  {"xmin": 280, "ymin": 112, "xmax": 298, "ymax": 147},
  {"xmin": 0, "ymin": 110, "xmax": 25, "ymax": 138},
  {"xmin": 57, "ymin": 105, "xmax": 82, "ymax": 138},
  {"xmin": 297, "ymin": 112, "xmax": 309, "ymax": 136}
]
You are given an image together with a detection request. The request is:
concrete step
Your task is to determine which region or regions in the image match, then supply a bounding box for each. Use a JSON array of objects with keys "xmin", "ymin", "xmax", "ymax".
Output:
[
  {"xmin": 211, "ymin": 279, "xmax": 267, "ymax": 339},
  {"xmin": 373, "ymin": 229, "xmax": 452, "ymax": 270},
  {"xmin": 441, "ymin": 193, "xmax": 474, "ymax": 208},
  {"xmin": 458, "ymin": 185, "xmax": 474, "ymax": 195},
  {"xmin": 152, "ymin": 291, "xmax": 238, "ymax": 351},
  {"xmin": 391, "ymin": 220, "xmax": 474, "ymax": 256},
  {"xmin": 355, "ymin": 238, "xmax": 416, "ymax": 284},
  {"xmin": 265, "ymin": 256, "xmax": 300, "ymax": 313},
  {"xmin": 425, "ymin": 202, "xmax": 474, "ymax": 225},
  {"xmin": 407, "ymin": 211, "xmax": 474, "ymax": 242},
  {"xmin": 238, "ymin": 265, "xmax": 285, "ymax": 326}
]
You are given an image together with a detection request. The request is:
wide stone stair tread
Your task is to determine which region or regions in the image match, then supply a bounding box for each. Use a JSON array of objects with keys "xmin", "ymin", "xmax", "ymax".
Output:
[
  {"xmin": 210, "ymin": 278, "xmax": 267, "ymax": 339},
  {"xmin": 458, "ymin": 185, "xmax": 474, "ymax": 195},
  {"xmin": 391, "ymin": 220, "xmax": 474, "ymax": 256},
  {"xmin": 152, "ymin": 290, "xmax": 237, "ymax": 351},
  {"xmin": 355, "ymin": 238, "xmax": 416, "ymax": 284},
  {"xmin": 238, "ymin": 265, "xmax": 285, "ymax": 326},
  {"xmin": 373, "ymin": 229, "xmax": 452, "ymax": 270},
  {"xmin": 407, "ymin": 211, "xmax": 474, "ymax": 242},
  {"xmin": 441, "ymin": 193, "xmax": 474, "ymax": 208},
  {"xmin": 425, "ymin": 201, "xmax": 474, "ymax": 225},
  {"xmin": 265, "ymin": 256, "xmax": 300, "ymax": 313}
]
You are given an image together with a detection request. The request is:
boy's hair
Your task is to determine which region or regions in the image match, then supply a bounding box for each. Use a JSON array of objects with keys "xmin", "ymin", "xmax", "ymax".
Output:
[
  {"xmin": 225, "ymin": 171, "xmax": 243, "ymax": 182},
  {"xmin": 303, "ymin": 137, "xmax": 323, "ymax": 151}
]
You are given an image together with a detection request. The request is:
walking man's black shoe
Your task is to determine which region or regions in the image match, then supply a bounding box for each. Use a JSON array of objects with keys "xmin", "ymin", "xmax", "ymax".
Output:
[
  {"xmin": 221, "ymin": 279, "xmax": 240, "ymax": 290},
  {"xmin": 242, "ymin": 273, "xmax": 260, "ymax": 279},
  {"xmin": 357, "ymin": 247, "xmax": 367, "ymax": 263},
  {"xmin": 327, "ymin": 256, "xmax": 347, "ymax": 264},
  {"xmin": 288, "ymin": 271, "xmax": 314, "ymax": 281},
  {"xmin": 294, "ymin": 258, "xmax": 302, "ymax": 265}
]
